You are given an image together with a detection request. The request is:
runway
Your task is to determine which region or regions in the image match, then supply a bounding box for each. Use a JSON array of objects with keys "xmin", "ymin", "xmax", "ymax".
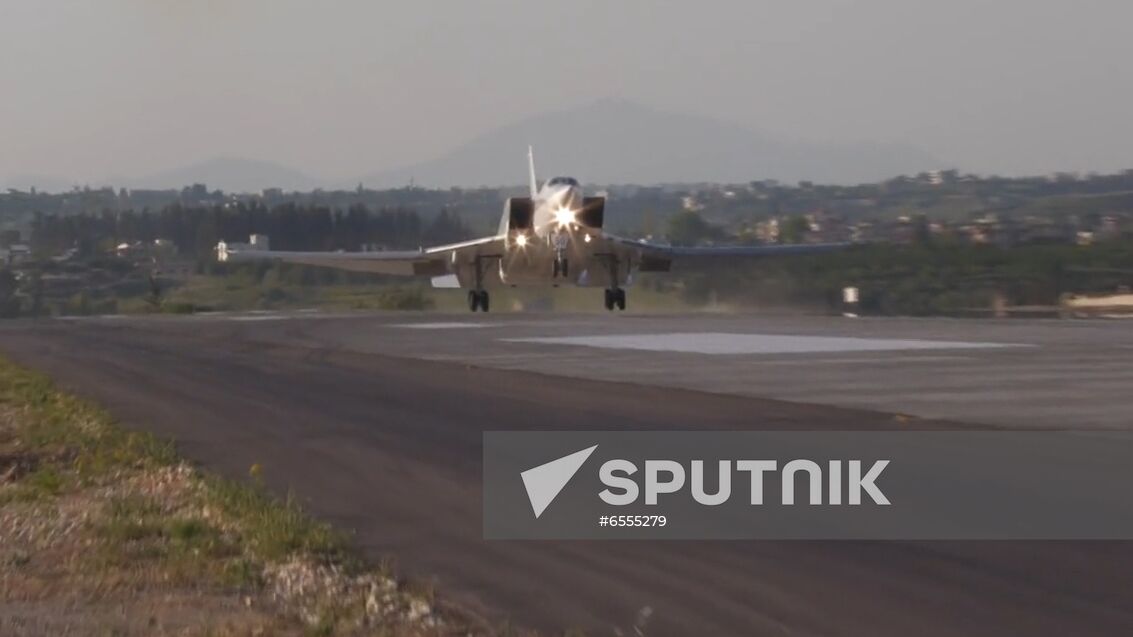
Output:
[
  {"xmin": 198, "ymin": 310, "xmax": 1132, "ymax": 428},
  {"xmin": 1, "ymin": 312, "xmax": 1131, "ymax": 635}
]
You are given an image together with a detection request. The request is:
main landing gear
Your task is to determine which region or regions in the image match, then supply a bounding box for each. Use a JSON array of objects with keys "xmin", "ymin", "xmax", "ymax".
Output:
[
  {"xmin": 552, "ymin": 257, "xmax": 569, "ymax": 279},
  {"xmin": 468, "ymin": 289, "xmax": 490, "ymax": 312},
  {"xmin": 467, "ymin": 254, "xmax": 493, "ymax": 312},
  {"xmin": 601, "ymin": 254, "xmax": 626, "ymax": 311},
  {"xmin": 604, "ymin": 287, "xmax": 626, "ymax": 311}
]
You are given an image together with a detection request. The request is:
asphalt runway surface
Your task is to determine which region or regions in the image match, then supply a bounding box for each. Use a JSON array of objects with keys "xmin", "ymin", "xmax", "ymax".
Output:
[{"xmin": 1, "ymin": 312, "xmax": 1131, "ymax": 636}]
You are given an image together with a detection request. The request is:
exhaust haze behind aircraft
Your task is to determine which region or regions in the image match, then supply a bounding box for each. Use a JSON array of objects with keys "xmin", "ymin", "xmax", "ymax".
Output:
[{"xmin": 217, "ymin": 148, "xmax": 847, "ymax": 311}]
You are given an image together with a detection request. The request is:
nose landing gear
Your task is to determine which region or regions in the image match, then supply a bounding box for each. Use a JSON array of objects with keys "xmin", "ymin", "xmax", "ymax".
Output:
[
  {"xmin": 468, "ymin": 289, "xmax": 490, "ymax": 312},
  {"xmin": 551, "ymin": 230, "xmax": 570, "ymax": 281},
  {"xmin": 552, "ymin": 257, "xmax": 569, "ymax": 279}
]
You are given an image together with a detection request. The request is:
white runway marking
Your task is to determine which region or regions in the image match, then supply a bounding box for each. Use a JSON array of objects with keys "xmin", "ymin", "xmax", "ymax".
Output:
[
  {"xmin": 747, "ymin": 355, "xmax": 978, "ymax": 365},
  {"xmin": 503, "ymin": 332, "xmax": 1029, "ymax": 355},
  {"xmin": 229, "ymin": 314, "xmax": 291, "ymax": 322},
  {"xmin": 395, "ymin": 322, "xmax": 498, "ymax": 330},
  {"xmin": 215, "ymin": 311, "xmax": 356, "ymax": 321}
]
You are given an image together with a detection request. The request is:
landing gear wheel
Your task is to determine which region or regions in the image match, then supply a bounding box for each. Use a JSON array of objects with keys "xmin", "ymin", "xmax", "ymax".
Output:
[
  {"xmin": 601, "ymin": 256, "xmax": 625, "ymax": 313},
  {"xmin": 468, "ymin": 290, "xmax": 490, "ymax": 312},
  {"xmin": 552, "ymin": 259, "xmax": 560, "ymax": 278},
  {"xmin": 561, "ymin": 258, "xmax": 569, "ymax": 278},
  {"xmin": 603, "ymin": 288, "xmax": 626, "ymax": 311}
]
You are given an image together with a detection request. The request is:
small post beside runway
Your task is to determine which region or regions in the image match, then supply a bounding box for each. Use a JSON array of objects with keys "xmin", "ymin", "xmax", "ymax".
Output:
[{"xmin": 842, "ymin": 286, "xmax": 860, "ymax": 318}]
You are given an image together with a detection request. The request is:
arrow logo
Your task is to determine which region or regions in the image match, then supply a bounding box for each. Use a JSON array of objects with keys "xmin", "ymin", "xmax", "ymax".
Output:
[{"xmin": 520, "ymin": 445, "xmax": 598, "ymax": 518}]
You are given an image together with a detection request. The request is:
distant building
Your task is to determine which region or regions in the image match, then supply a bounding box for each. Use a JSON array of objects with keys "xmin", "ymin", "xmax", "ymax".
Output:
[
  {"xmin": 115, "ymin": 241, "xmax": 143, "ymax": 258},
  {"xmin": 754, "ymin": 218, "xmax": 780, "ymax": 243},
  {"xmin": 52, "ymin": 247, "xmax": 79, "ymax": 263},
  {"xmin": 3, "ymin": 244, "xmax": 31, "ymax": 265},
  {"xmin": 1062, "ymin": 292, "xmax": 1133, "ymax": 318},
  {"xmin": 216, "ymin": 234, "xmax": 270, "ymax": 261}
]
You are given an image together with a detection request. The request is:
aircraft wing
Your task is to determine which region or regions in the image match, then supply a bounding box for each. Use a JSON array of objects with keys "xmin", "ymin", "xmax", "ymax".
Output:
[
  {"xmin": 603, "ymin": 234, "xmax": 851, "ymax": 272},
  {"xmin": 216, "ymin": 235, "xmax": 506, "ymax": 277}
]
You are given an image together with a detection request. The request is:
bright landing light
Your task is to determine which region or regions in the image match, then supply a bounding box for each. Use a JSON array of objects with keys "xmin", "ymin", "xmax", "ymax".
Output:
[
  {"xmin": 515, "ymin": 233, "xmax": 528, "ymax": 247},
  {"xmin": 554, "ymin": 207, "xmax": 575, "ymax": 227}
]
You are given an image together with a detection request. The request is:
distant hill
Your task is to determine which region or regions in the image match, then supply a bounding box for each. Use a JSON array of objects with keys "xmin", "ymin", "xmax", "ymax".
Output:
[
  {"xmin": 2, "ymin": 174, "xmax": 76, "ymax": 193},
  {"xmin": 2, "ymin": 158, "xmax": 321, "ymax": 194},
  {"xmin": 356, "ymin": 98, "xmax": 942, "ymax": 188},
  {"xmin": 123, "ymin": 156, "xmax": 320, "ymax": 193},
  {"xmin": 5, "ymin": 100, "xmax": 943, "ymax": 194}
]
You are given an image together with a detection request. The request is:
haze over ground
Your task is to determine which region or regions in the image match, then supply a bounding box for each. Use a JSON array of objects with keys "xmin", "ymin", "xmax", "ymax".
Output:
[{"xmin": 2, "ymin": 1, "xmax": 1131, "ymax": 190}]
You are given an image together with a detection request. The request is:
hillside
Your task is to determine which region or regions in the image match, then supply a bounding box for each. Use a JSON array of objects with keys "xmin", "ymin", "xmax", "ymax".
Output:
[{"xmin": 357, "ymin": 99, "xmax": 941, "ymax": 188}]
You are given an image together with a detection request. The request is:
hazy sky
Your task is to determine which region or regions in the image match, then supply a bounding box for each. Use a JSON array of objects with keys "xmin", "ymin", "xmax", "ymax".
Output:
[{"xmin": 2, "ymin": 0, "xmax": 1131, "ymax": 185}]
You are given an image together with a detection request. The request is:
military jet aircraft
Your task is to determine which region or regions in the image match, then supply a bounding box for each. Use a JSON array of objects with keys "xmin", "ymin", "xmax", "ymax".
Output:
[{"xmin": 217, "ymin": 148, "xmax": 846, "ymax": 311}]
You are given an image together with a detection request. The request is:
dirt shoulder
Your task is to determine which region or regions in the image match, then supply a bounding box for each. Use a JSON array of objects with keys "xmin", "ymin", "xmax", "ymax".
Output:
[{"xmin": 0, "ymin": 356, "xmax": 483, "ymax": 636}]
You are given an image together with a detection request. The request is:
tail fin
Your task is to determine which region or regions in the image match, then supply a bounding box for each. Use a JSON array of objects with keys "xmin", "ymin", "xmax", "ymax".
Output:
[{"xmin": 527, "ymin": 146, "xmax": 538, "ymax": 198}]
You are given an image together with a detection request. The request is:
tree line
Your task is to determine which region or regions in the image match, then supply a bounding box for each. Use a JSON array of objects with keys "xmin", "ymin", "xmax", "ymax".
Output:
[
  {"xmin": 656, "ymin": 241, "xmax": 1133, "ymax": 315},
  {"xmin": 29, "ymin": 203, "xmax": 476, "ymax": 259}
]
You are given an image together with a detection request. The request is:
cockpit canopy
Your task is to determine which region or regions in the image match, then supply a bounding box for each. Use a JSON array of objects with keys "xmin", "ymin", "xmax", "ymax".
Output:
[{"xmin": 546, "ymin": 176, "xmax": 579, "ymax": 187}]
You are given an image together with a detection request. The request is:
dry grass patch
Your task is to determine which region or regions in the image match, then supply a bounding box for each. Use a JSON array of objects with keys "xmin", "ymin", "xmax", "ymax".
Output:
[{"xmin": 0, "ymin": 357, "xmax": 477, "ymax": 636}]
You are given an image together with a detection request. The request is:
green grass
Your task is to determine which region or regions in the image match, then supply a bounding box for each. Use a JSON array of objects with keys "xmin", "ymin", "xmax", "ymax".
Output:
[
  {"xmin": 90, "ymin": 494, "xmax": 247, "ymax": 585},
  {"xmin": 0, "ymin": 359, "xmax": 178, "ymax": 490},
  {"xmin": 24, "ymin": 465, "xmax": 64, "ymax": 496},
  {"xmin": 202, "ymin": 475, "xmax": 352, "ymax": 565},
  {"xmin": 0, "ymin": 357, "xmax": 350, "ymax": 563},
  {"xmin": 0, "ymin": 464, "xmax": 66, "ymax": 504},
  {"xmin": 0, "ymin": 355, "xmax": 445, "ymax": 633}
]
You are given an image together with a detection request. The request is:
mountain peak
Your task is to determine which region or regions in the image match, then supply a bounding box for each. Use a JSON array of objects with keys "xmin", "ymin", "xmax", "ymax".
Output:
[{"xmin": 359, "ymin": 101, "xmax": 939, "ymax": 188}]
